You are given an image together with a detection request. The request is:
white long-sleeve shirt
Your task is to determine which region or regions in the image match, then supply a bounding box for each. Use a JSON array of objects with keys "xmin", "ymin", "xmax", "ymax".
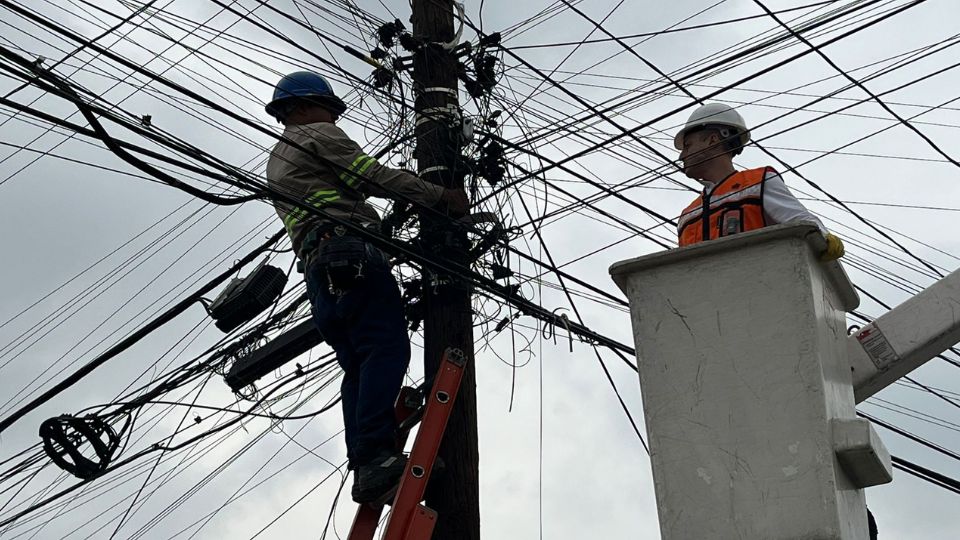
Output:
[{"xmin": 697, "ymin": 169, "xmax": 826, "ymax": 233}]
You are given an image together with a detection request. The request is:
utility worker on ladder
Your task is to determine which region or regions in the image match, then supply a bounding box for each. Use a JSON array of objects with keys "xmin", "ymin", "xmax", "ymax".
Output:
[
  {"xmin": 674, "ymin": 103, "xmax": 844, "ymax": 260},
  {"xmin": 264, "ymin": 71, "xmax": 469, "ymax": 503}
]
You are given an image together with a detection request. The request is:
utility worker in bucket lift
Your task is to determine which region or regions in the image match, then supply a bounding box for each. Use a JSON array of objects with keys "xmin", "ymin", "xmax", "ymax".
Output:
[
  {"xmin": 674, "ymin": 103, "xmax": 874, "ymax": 537},
  {"xmin": 674, "ymin": 103, "xmax": 844, "ymax": 261},
  {"xmin": 264, "ymin": 71, "xmax": 469, "ymax": 503}
]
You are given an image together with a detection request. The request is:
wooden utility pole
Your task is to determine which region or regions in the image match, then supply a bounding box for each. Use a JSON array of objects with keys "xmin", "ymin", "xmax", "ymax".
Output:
[{"xmin": 411, "ymin": 1, "xmax": 480, "ymax": 539}]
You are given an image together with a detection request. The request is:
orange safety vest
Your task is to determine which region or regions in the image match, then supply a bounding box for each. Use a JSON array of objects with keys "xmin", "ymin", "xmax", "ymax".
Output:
[{"xmin": 677, "ymin": 167, "xmax": 771, "ymax": 247}]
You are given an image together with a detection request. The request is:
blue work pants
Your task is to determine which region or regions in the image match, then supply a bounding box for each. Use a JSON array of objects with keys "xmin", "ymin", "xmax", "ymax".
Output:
[{"xmin": 305, "ymin": 245, "xmax": 410, "ymax": 468}]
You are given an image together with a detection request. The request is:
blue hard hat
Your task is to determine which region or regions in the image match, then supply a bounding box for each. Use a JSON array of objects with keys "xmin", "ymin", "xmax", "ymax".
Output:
[{"xmin": 265, "ymin": 71, "xmax": 347, "ymax": 120}]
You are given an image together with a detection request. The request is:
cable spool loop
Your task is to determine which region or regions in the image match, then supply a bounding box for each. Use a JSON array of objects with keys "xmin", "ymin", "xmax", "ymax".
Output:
[{"xmin": 39, "ymin": 414, "xmax": 121, "ymax": 480}]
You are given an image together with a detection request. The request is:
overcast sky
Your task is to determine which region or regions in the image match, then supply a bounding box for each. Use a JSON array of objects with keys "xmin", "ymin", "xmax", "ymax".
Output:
[{"xmin": 0, "ymin": 0, "xmax": 958, "ymax": 538}]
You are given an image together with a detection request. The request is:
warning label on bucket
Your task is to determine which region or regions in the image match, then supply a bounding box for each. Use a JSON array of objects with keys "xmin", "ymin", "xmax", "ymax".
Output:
[{"xmin": 856, "ymin": 323, "xmax": 900, "ymax": 371}]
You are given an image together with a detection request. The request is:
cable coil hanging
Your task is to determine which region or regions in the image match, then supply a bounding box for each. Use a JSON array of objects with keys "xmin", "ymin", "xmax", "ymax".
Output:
[{"xmin": 39, "ymin": 414, "xmax": 125, "ymax": 480}]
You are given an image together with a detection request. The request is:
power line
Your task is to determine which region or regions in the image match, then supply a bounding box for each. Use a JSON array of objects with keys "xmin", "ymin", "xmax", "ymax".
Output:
[
  {"xmin": 510, "ymin": 1, "xmax": 840, "ymax": 50},
  {"xmin": 2, "ymin": 0, "xmax": 958, "ymax": 534}
]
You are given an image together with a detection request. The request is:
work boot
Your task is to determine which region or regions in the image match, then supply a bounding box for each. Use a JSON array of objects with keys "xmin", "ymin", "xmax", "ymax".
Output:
[
  {"xmin": 351, "ymin": 472, "xmax": 362, "ymax": 502},
  {"xmin": 353, "ymin": 452, "xmax": 407, "ymax": 503}
]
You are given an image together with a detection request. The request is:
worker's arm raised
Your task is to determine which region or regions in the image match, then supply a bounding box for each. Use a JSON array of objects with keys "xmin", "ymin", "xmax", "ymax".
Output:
[{"xmin": 308, "ymin": 124, "xmax": 447, "ymax": 207}]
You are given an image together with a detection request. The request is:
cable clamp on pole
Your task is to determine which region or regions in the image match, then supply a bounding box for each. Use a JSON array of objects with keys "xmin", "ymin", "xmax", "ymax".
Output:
[
  {"xmin": 418, "ymin": 86, "xmax": 457, "ymax": 97},
  {"xmin": 419, "ymin": 165, "xmax": 450, "ymax": 176}
]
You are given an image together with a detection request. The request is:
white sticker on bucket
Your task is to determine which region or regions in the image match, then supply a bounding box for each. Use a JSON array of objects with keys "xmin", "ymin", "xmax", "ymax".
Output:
[{"xmin": 856, "ymin": 323, "xmax": 900, "ymax": 371}]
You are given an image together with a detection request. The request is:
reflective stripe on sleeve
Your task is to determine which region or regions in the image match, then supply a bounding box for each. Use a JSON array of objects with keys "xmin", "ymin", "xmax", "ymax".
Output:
[
  {"xmin": 306, "ymin": 188, "xmax": 340, "ymax": 204},
  {"xmin": 339, "ymin": 154, "xmax": 377, "ymax": 188},
  {"xmin": 283, "ymin": 209, "xmax": 307, "ymax": 233}
]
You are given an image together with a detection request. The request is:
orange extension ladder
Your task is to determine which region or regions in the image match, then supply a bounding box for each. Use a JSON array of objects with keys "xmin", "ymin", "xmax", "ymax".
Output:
[{"xmin": 348, "ymin": 347, "xmax": 467, "ymax": 540}]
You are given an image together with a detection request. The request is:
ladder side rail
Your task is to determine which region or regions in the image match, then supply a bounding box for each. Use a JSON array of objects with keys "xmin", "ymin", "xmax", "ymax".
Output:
[{"xmin": 384, "ymin": 348, "xmax": 467, "ymax": 540}]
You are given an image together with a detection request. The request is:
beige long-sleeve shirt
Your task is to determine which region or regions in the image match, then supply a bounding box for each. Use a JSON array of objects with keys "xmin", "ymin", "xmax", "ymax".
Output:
[{"xmin": 266, "ymin": 122, "xmax": 444, "ymax": 255}]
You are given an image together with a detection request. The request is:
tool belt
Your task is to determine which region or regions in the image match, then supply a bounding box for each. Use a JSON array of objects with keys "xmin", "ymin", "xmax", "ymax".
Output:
[{"xmin": 300, "ymin": 223, "xmax": 385, "ymax": 295}]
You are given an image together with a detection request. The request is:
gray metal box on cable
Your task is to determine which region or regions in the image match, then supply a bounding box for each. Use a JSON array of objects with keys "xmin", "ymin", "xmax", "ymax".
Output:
[
  {"xmin": 224, "ymin": 320, "xmax": 323, "ymax": 392},
  {"xmin": 208, "ymin": 259, "xmax": 287, "ymax": 332}
]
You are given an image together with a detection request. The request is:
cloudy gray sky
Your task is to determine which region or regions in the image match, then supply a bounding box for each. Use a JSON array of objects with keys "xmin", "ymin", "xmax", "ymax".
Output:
[{"xmin": 0, "ymin": 0, "xmax": 958, "ymax": 538}]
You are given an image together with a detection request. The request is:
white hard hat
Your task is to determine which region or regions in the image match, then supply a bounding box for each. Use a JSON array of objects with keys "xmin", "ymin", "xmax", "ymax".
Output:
[{"xmin": 674, "ymin": 103, "xmax": 750, "ymax": 154}]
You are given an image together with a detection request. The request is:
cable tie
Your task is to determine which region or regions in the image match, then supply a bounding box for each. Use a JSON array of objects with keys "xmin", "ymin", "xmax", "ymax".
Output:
[
  {"xmin": 419, "ymin": 165, "xmax": 449, "ymax": 175},
  {"xmin": 418, "ymin": 86, "xmax": 458, "ymax": 96}
]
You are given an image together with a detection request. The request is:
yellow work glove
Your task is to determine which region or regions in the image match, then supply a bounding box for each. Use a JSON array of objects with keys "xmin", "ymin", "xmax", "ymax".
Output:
[{"xmin": 820, "ymin": 232, "xmax": 845, "ymax": 261}]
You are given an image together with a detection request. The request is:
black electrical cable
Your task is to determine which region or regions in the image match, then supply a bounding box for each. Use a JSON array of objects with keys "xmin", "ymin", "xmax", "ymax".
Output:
[
  {"xmin": 514, "ymin": 1, "xmax": 840, "ymax": 49},
  {"xmin": 859, "ymin": 411, "xmax": 960, "ymax": 462},
  {"xmin": 43, "ymin": 67, "xmax": 264, "ymax": 205},
  {"xmin": 476, "ymin": 0, "xmax": 897, "ymax": 193},
  {"xmin": 0, "ymin": 284, "xmax": 316, "ymax": 520},
  {"xmin": 0, "ymin": 231, "xmax": 285, "ymax": 435},
  {"xmin": 0, "ymin": 94, "xmax": 254, "ymax": 187},
  {"xmin": 1, "ymin": 0, "xmax": 158, "ymax": 100},
  {"xmin": 0, "ymin": 59, "xmax": 639, "ymax": 371},
  {"xmin": 175, "ymin": 415, "xmax": 344, "ymax": 539},
  {"xmin": 544, "ymin": 0, "xmax": 948, "ymax": 286},
  {"xmin": 0, "ymin": 353, "xmax": 342, "ymax": 530},
  {"xmin": 754, "ymin": 0, "xmax": 960, "ymax": 172},
  {"xmin": 890, "ymin": 455, "xmax": 960, "ymax": 495},
  {"xmin": 510, "ymin": 0, "xmax": 892, "ymax": 149},
  {"xmin": 0, "ymin": 0, "xmax": 254, "ymax": 190},
  {"xmin": 5, "ymin": 2, "xmax": 952, "ymax": 528}
]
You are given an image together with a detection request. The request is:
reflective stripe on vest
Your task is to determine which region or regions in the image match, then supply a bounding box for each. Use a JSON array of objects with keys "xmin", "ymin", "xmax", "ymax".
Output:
[
  {"xmin": 282, "ymin": 188, "xmax": 341, "ymax": 234},
  {"xmin": 677, "ymin": 167, "xmax": 770, "ymax": 247},
  {"xmin": 282, "ymin": 154, "xmax": 376, "ymax": 235}
]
